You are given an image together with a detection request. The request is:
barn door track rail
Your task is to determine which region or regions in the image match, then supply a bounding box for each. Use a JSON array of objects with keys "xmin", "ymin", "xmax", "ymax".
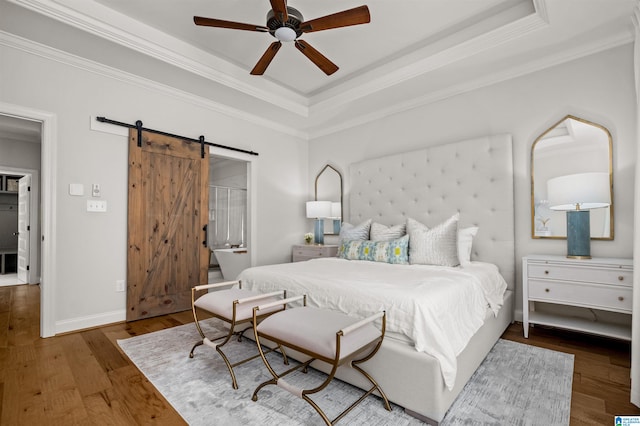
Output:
[{"xmin": 96, "ymin": 116, "xmax": 259, "ymax": 158}]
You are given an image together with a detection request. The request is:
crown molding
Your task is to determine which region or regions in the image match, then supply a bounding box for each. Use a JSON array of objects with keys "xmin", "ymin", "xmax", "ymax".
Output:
[
  {"xmin": 309, "ymin": 3, "xmax": 549, "ymax": 115},
  {"xmin": 309, "ymin": 30, "xmax": 633, "ymax": 139},
  {"xmin": 0, "ymin": 31, "xmax": 307, "ymax": 139},
  {"xmin": 8, "ymin": 0, "xmax": 309, "ymax": 117}
]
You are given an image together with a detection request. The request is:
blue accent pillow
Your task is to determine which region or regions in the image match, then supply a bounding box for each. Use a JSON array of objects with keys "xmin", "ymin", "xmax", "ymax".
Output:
[{"xmin": 339, "ymin": 235, "xmax": 409, "ymax": 264}]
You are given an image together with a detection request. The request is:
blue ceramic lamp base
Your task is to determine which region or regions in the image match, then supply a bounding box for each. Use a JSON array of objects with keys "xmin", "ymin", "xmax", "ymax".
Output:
[
  {"xmin": 566, "ymin": 210, "xmax": 591, "ymax": 259},
  {"xmin": 314, "ymin": 219, "xmax": 324, "ymax": 245}
]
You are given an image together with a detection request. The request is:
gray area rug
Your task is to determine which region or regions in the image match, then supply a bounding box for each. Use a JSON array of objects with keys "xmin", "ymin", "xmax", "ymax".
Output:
[{"xmin": 118, "ymin": 319, "xmax": 573, "ymax": 425}]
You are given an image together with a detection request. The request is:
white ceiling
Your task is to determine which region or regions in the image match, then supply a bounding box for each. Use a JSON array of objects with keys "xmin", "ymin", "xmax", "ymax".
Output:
[
  {"xmin": 2, "ymin": 0, "xmax": 638, "ymax": 139},
  {"xmin": 92, "ymin": 0, "xmax": 520, "ymax": 96}
]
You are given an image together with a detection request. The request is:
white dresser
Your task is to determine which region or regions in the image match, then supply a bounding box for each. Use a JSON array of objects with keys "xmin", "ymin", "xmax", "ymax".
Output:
[
  {"xmin": 292, "ymin": 244, "xmax": 338, "ymax": 262},
  {"xmin": 522, "ymin": 255, "xmax": 633, "ymax": 340}
]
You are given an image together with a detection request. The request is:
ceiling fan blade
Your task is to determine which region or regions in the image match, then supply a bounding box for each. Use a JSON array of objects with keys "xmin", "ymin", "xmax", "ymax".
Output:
[
  {"xmin": 269, "ymin": 0, "xmax": 288, "ymax": 22},
  {"xmin": 250, "ymin": 42, "xmax": 282, "ymax": 75},
  {"xmin": 300, "ymin": 5, "xmax": 370, "ymax": 33},
  {"xmin": 295, "ymin": 40, "xmax": 338, "ymax": 75},
  {"xmin": 194, "ymin": 16, "xmax": 269, "ymax": 32}
]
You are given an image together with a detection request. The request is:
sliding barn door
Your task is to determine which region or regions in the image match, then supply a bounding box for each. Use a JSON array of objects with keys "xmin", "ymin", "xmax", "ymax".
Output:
[{"xmin": 127, "ymin": 129, "xmax": 209, "ymax": 321}]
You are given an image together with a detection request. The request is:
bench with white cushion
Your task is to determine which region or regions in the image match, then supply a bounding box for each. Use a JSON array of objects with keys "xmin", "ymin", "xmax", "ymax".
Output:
[
  {"xmin": 189, "ymin": 280, "xmax": 287, "ymax": 389},
  {"xmin": 251, "ymin": 295, "xmax": 390, "ymax": 425}
]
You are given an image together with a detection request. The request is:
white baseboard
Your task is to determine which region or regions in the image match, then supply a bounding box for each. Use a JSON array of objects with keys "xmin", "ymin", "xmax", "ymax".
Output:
[{"xmin": 55, "ymin": 309, "xmax": 126, "ymax": 335}]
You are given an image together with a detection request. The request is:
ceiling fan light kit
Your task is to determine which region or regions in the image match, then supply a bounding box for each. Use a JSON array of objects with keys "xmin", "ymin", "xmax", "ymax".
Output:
[
  {"xmin": 274, "ymin": 27, "xmax": 297, "ymax": 42},
  {"xmin": 194, "ymin": 2, "xmax": 370, "ymax": 76}
]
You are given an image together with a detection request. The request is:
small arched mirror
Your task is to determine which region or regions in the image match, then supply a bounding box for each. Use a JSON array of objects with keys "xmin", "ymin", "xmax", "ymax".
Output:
[
  {"xmin": 531, "ymin": 115, "xmax": 613, "ymax": 239},
  {"xmin": 315, "ymin": 164, "xmax": 343, "ymax": 235}
]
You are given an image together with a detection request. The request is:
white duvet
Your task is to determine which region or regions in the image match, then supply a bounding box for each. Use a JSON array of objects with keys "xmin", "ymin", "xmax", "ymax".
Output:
[{"xmin": 238, "ymin": 257, "xmax": 507, "ymax": 390}]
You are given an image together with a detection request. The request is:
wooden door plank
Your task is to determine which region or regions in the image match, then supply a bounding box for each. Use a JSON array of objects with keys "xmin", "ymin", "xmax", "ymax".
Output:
[{"xmin": 127, "ymin": 130, "xmax": 209, "ymax": 321}]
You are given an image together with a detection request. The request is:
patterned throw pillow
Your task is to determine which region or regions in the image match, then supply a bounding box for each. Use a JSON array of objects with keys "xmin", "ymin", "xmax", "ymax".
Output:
[
  {"xmin": 370, "ymin": 222, "xmax": 406, "ymax": 242},
  {"xmin": 337, "ymin": 219, "xmax": 371, "ymax": 255},
  {"xmin": 339, "ymin": 235, "xmax": 409, "ymax": 264},
  {"xmin": 407, "ymin": 213, "xmax": 460, "ymax": 267}
]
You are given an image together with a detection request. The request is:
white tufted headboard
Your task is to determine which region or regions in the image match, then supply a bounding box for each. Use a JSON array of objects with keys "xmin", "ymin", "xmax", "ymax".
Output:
[{"xmin": 349, "ymin": 134, "xmax": 515, "ymax": 290}]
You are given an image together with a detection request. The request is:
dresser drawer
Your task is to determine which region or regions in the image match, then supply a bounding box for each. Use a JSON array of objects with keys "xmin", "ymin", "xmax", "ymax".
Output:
[
  {"xmin": 294, "ymin": 246, "xmax": 326, "ymax": 257},
  {"xmin": 528, "ymin": 263, "xmax": 632, "ymax": 287},
  {"xmin": 528, "ymin": 279, "xmax": 632, "ymax": 312},
  {"xmin": 292, "ymin": 245, "xmax": 338, "ymax": 262}
]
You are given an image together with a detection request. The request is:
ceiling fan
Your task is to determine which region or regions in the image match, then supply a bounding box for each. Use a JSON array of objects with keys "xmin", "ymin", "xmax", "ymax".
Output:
[{"xmin": 194, "ymin": 1, "xmax": 370, "ymax": 76}]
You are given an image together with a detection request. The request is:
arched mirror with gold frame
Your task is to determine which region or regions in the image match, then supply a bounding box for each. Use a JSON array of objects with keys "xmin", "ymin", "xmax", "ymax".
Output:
[
  {"xmin": 315, "ymin": 164, "xmax": 343, "ymax": 235},
  {"xmin": 531, "ymin": 115, "xmax": 613, "ymax": 239}
]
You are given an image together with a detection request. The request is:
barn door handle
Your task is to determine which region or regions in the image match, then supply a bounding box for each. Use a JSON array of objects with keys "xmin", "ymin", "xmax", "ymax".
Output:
[{"xmin": 202, "ymin": 224, "xmax": 208, "ymax": 247}]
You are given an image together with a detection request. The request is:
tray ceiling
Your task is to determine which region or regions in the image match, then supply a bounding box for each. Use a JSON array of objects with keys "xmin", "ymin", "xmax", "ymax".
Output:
[{"xmin": 2, "ymin": 0, "xmax": 637, "ymax": 137}]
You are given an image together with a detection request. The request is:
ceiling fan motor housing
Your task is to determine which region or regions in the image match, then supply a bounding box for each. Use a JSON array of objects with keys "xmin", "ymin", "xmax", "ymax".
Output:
[{"xmin": 267, "ymin": 6, "xmax": 304, "ymax": 41}]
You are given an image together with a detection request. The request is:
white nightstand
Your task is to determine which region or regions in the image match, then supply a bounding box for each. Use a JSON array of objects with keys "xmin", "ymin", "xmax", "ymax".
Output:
[
  {"xmin": 522, "ymin": 255, "xmax": 633, "ymax": 340},
  {"xmin": 292, "ymin": 244, "xmax": 338, "ymax": 262}
]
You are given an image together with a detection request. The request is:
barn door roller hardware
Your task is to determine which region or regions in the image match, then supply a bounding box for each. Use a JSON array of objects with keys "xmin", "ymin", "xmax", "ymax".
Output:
[{"xmin": 96, "ymin": 117, "xmax": 259, "ymax": 157}]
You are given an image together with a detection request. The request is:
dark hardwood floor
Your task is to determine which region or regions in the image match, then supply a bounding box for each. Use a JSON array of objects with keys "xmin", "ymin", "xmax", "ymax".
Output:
[{"xmin": 1, "ymin": 283, "xmax": 638, "ymax": 425}]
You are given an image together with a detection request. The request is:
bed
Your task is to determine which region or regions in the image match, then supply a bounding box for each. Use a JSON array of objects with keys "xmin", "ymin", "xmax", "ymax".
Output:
[{"xmin": 239, "ymin": 134, "xmax": 515, "ymax": 424}]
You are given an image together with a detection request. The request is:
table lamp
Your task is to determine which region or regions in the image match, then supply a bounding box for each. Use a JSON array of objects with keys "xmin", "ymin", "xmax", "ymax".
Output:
[
  {"xmin": 306, "ymin": 201, "xmax": 332, "ymax": 245},
  {"xmin": 547, "ymin": 172, "xmax": 610, "ymax": 259}
]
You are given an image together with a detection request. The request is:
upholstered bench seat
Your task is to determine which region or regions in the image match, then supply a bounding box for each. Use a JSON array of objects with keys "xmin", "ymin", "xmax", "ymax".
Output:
[
  {"xmin": 251, "ymin": 295, "xmax": 390, "ymax": 425},
  {"xmin": 256, "ymin": 306, "xmax": 381, "ymax": 362},
  {"xmin": 194, "ymin": 288, "xmax": 283, "ymax": 322},
  {"xmin": 189, "ymin": 280, "xmax": 287, "ymax": 389}
]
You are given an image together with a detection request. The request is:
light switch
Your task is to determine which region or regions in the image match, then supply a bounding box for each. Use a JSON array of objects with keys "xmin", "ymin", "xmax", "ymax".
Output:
[{"xmin": 69, "ymin": 183, "xmax": 84, "ymax": 196}]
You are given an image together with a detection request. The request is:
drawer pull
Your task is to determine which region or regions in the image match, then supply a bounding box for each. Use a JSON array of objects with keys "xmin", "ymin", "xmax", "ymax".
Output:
[
  {"xmin": 545, "ymin": 288, "xmax": 550, "ymax": 293},
  {"xmin": 544, "ymin": 270, "xmax": 549, "ymax": 275},
  {"xmin": 619, "ymin": 276, "xmax": 624, "ymax": 281},
  {"xmin": 619, "ymin": 296, "xmax": 625, "ymax": 302}
]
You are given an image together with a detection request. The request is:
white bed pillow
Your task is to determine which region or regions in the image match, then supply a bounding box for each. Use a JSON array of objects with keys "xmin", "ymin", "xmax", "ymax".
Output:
[
  {"xmin": 370, "ymin": 222, "xmax": 406, "ymax": 242},
  {"xmin": 407, "ymin": 213, "xmax": 460, "ymax": 267},
  {"xmin": 457, "ymin": 226, "xmax": 479, "ymax": 267}
]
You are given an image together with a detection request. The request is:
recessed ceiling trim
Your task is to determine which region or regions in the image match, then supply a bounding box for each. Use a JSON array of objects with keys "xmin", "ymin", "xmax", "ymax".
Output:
[
  {"xmin": 309, "ymin": 4, "xmax": 549, "ymax": 115},
  {"xmin": 8, "ymin": 0, "xmax": 310, "ymax": 117},
  {"xmin": 0, "ymin": 31, "xmax": 307, "ymax": 139},
  {"xmin": 309, "ymin": 29, "xmax": 632, "ymax": 139}
]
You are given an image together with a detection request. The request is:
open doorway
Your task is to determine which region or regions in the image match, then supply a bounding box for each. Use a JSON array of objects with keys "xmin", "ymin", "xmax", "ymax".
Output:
[
  {"xmin": 0, "ymin": 115, "xmax": 41, "ymax": 288},
  {"xmin": 207, "ymin": 151, "xmax": 255, "ymax": 283},
  {"xmin": 0, "ymin": 103, "xmax": 54, "ymax": 338},
  {"xmin": 0, "ymin": 171, "xmax": 38, "ymax": 287}
]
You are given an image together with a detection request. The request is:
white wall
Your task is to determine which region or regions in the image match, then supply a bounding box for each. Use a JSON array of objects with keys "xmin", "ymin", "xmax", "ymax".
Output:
[
  {"xmin": 0, "ymin": 137, "xmax": 41, "ymax": 170},
  {"xmin": 308, "ymin": 44, "xmax": 637, "ymax": 318},
  {"xmin": 0, "ymin": 43, "xmax": 308, "ymax": 332}
]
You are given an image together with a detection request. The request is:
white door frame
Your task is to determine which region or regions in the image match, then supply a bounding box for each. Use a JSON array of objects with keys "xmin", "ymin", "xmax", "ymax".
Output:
[
  {"xmin": 0, "ymin": 168, "xmax": 39, "ymax": 284},
  {"xmin": 209, "ymin": 148, "xmax": 258, "ymax": 268},
  {"xmin": 0, "ymin": 102, "xmax": 57, "ymax": 338}
]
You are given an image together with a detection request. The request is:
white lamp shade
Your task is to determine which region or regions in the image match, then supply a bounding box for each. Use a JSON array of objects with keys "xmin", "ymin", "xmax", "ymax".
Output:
[
  {"xmin": 330, "ymin": 202, "xmax": 341, "ymax": 219},
  {"xmin": 547, "ymin": 172, "xmax": 611, "ymax": 211},
  {"xmin": 306, "ymin": 201, "xmax": 332, "ymax": 218}
]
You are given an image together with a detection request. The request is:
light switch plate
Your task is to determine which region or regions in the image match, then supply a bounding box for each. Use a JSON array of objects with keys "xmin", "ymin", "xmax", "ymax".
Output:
[{"xmin": 69, "ymin": 183, "xmax": 84, "ymax": 196}]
